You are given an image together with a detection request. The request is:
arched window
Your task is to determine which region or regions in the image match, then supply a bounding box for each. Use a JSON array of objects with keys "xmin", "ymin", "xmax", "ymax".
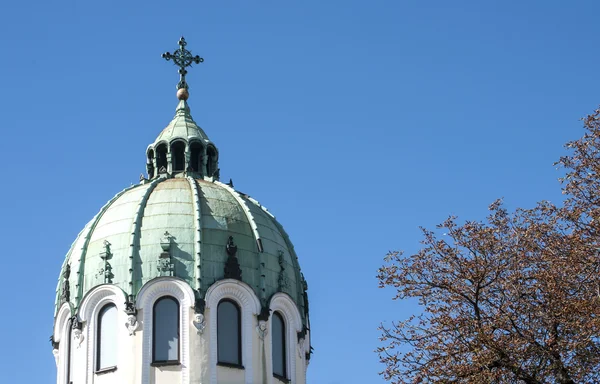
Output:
[
  {"xmin": 147, "ymin": 149, "xmax": 155, "ymax": 179},
  {"xmin": 153, "ymin": 296, "xmax": 180, "ymax": 364},
  {"xmin": 189, "ymin": 141, "xmax": 203, "ymax": 173},
  {"xmin": 171, "ymin": 141, "xmax": 186, "ymax": 172},
  {"xmin": 217, "ymin": 299, "xmax": 241, "ymax": 366},
  {"xmin": 96, "ymin": 304, "xmax": 118, "ymax": 371},
  {"xmin": 156, "ymin": 144, "xmax": 168, "ymax": 172},
  {"xmin": 272, "ymin": 312, "xmax": 287, "ymax": 379},
  {"xmin": 207, "ymin": 146, "xmax": 217, "ymax": 177}
]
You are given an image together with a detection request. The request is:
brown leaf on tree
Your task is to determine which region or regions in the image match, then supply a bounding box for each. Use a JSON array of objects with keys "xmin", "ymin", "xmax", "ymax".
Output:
[{"xmin": 377, "ymin": 108, "xmax": 600, "ymax": 384}]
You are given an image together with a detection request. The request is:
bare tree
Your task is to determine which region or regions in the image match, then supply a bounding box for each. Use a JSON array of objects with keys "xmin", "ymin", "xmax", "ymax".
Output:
[{"xmin": 377, "ymin": 108, "xmax": 600, "ymax": 383}]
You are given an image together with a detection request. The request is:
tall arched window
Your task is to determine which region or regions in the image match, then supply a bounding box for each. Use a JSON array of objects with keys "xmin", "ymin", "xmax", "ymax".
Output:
[
  {"xmin": 156, "ymin": 143, "xmax": 168, "ymax": 172},
  {"xmin": 147, "ymin": 149, "xmax": 155, "ymax": 179},
  {"xmin": 189, "ymin": 141, "xmax": 203, "ymax": 173},
  {"xmin": 96, "ymin": 304, "xmax": 118, "ymax": 371},
  {"xmin": 217, "ymin": 299, "xmax": 242, "ymax": 366},
  {"xmin": 171, "ymin": 141, "xmax": 186, "ymax": 172},
  {"xmin": 272, "ymin": 312, "xmax": 287, "ymax": 379},
  {"xmin": 153, "ymin": 296, "xmax": 180, "ymax": 364},
  {"xmin": 207, "ymin": 146, "xmax": 217, "ymax": 177}
]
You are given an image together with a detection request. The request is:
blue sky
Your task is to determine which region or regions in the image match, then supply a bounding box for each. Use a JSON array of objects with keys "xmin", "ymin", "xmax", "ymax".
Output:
[{"xmin": 1, "ymin": 1, "xmax": 599, "ymax": 383}]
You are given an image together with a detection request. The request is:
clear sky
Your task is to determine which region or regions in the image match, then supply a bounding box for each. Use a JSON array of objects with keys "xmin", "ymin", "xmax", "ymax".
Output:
[{"xmin": 1, "ymin": 1, "xmax": 599, "ymax": 383}]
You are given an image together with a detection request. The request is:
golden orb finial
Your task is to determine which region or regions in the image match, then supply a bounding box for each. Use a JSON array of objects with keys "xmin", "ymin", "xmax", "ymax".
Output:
[{"xmin": 177, "ymin": 88, "xmax": 189, "ymax": 100}]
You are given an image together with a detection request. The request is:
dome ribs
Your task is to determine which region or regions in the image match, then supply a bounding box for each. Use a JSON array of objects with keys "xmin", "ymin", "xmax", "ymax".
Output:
[
  {"xmin": 127, "ymin": 177, "xmax": 165, "ymax": 300},
  {"xmin": 55, "ymin": 227, "xmax": 84, "ymax": 316},
  {"xmin": 187, "ymin": 176, "xmax": 204, "ymax": 295},
  {"xmin": 74, "ymin": 185, "xmax": 137, "ymax": 309},
  {"xmin": 216, "ymin": 181, "xmax": 263, "ymax": 253},
  {"xmin": 250, "ymin": 197, "xmax": 307, "ymax": 327},
  {"xmin": 215, "ymin": 180, "xmax": 267, "ymax": 306}
]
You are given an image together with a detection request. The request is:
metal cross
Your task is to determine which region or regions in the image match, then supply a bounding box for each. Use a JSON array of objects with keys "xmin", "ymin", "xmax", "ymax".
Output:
[{"xmin": 162, "ymin": 36, "xmax": 204, "ymax": 90}]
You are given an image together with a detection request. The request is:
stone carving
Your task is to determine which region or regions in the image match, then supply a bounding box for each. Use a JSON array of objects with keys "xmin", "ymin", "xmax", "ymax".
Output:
[
  {"xmin": 125, "ymin": 298, "xmax": 137, "ymax": 315},
  {"xmin": 192, "ymin": 313, "xmax": 206, "ymax": 334},
  {"xmin": 224, "ymin": 236, "xmax": 242, "ymax": 280},
  {"xmin": 193, "ymin": 298, "xmax": 206, "ymax": 334},
  {"xmin": 157, "ymin": 257, "xmax": 174, "ymax": 276},
  {"xmin": 60, "ymin": 264, "xmax": 71, "ymax": 303},
  {"xmin": 258, "ymin": 306, "xmax": 271, "ymax": 322},
  {"xmin": 256, "ymin": 320, "xmax": 268, "ymax": 340},
  {"xmin": 158, "ymin": 231, "xmax": 174, "ymax": 276},
  {"xmin": 298, "ymin": 338, "xmax": 305, "ymax": 358},
  {"xmin": 52, "ymin": 348, "xmax": 59, "ymax": 366},
  {"xmin": 50, "ymin": 335, "xmax": 59, "ymax": 350},
  {"xmin": 277, "ymin": 250, "xmax": 289, "ymax": 290},
  {"xmin": 50, "ymin": 334, "xmax": 60, "ymax": 363},
  {"xmin": 72, "ymin": 317, "xmax": 84, "ymax": 348},
  {"xmin": 301, "ymin": 273, "xmax": 309, "ymax": 317},
  {"xmin": 124, "ymin": 298, "xmax": 138, "ymax": 335},
  {"xmin": 98, "ymin": 241, "xmax": 114, "ymax": 283},
  {"xmin": 125, "ymin": 314, "xmax": 138, "ymax": 336}
]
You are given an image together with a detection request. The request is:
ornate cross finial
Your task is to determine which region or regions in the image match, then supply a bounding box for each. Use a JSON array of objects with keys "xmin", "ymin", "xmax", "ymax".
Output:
[{"xmin": 162, "ymin": 36, "xmax": 204, "ymax": 99}]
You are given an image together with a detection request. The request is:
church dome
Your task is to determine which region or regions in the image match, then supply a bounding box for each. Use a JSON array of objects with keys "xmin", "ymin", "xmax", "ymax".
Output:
[
  {"xmin": 54, "ymin": 173, "xmax": 307, "ymax": 319},
  {"xmin": 51, "ymin": 37, "xmax": 310, "ymax": 384}
]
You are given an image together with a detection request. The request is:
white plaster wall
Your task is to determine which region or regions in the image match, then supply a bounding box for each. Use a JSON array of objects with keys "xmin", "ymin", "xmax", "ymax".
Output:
[
  {"xmin": 54, "ymin": 280, "xmax": 309, "ymax": 384},
  {"xmin": 153, "ymin": 365, "xmax": 181, "ymax": 383}
]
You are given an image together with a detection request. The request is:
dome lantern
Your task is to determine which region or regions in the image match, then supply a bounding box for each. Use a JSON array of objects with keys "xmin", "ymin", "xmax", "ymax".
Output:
[{"xmin": 146, "ymin": 37, "xmax": 219, "ymax": 180}]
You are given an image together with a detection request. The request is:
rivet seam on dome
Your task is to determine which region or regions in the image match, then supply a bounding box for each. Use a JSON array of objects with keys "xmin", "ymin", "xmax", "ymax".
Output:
[
  {"xmin": 74, "ymin": 185, "xmax": 138, "ymax": 309},
  {"xmin": 186, "ymin": 176, "xmax": 203, "ymax": 294},
  {"xmin": 128, "ymin": 177, "xmax": 165, "ymax": 299}
]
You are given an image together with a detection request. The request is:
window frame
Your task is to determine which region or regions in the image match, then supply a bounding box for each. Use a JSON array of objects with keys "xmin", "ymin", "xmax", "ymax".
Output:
[
  {"xmin": 96, "ymin": 303, "xmax": 118, "ymax": 373},
  {"xmin": 216, "ymin": 298, "xmax": 243, "ymax": 368},
  {"xmin": 152, "ymin": 296, "xmax": 181, "ymax": 366},
  {"xmin": 272, "ymin": 311, "xmax": 288, "ymax": 381}
]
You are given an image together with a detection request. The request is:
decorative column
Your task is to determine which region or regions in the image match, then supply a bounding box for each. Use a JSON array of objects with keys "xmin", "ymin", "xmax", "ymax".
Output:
[
  {"xmin": 185, "ymin": 143, "xmax": 191, "ymax": 173},
  {"xmin": 167, "ymin": 150, "xmax": 173, "ymax": 175}
]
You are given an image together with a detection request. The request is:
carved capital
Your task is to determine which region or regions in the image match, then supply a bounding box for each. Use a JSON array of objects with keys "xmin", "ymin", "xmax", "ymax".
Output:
[
  {"xmin": 256, "ymin": 320, "xmax": 268, "ymax": 340},
  {"xmin": 73, "ymin": 328, "xmax": 84, "ymax": 348},
  {"xmin": 126, "ymin": 315, "xmax": 138, "ymax": 336},
  {"xmin": 52, "ymin": 348, "xmax": 60, "ymax": 366},
  {"xmin": 193, "ymin": 313, "xmax": 206, "ymax": 335}
]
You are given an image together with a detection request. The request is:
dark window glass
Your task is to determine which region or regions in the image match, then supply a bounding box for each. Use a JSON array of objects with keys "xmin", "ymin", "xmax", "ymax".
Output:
[
  {"xmin": 189, "ymin": 142, "xmax": 203, "ymax": 173},
  {"xmin": 207, "ymin": 146, "xmax": 216, "ymax": 176},
  {"xmin": 97, "ymin": 304, "xmax": 118, "ymax": 370},
  {"xmin": 272, "ymin": 312, "xmax": 286, "ymax": 378},
  {"xmin": 171, "ymin": 141, "xmax": 186, "ymax": 172},
  {"xmin": 67, "ymin": 324, "xmax": 73, "ymax": 380},
  {"xmin": 153, "ymin": 297, "xmax": 180, "ymax": 362},
  {"xmin": 156, "ymin": 144, "xmax": 167, "ymax": 171},
  {"xmin": 217, "ymin": 300, "xmax": 241, "ymax": 365}
]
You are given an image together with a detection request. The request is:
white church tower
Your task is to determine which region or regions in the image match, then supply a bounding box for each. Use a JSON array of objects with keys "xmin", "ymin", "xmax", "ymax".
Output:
[{"xmin": 51, "ymin": 37, "xmax": 311, "ymax": 384}]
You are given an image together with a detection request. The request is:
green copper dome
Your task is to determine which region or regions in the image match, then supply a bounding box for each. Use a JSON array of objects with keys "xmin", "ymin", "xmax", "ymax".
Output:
[
  {"xmin": 54, "ymin": 98, "xmax": 308, "ymax": 327},
  {"xmin": 149, "ymin": 100, "xmax": 213, "ymax": 152}
]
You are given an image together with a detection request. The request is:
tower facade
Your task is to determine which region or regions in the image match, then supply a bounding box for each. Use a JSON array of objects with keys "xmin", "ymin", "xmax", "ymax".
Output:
[{"xmin": 51, "ymin": 38, "xmax": 311, "ymax": 384}]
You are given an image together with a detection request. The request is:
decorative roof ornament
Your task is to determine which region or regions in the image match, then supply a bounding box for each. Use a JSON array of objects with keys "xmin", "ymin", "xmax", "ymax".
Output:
[
  {"xmin": 224, "ymin": 236, "xmax": 242, "ymax": 280},
  {"xmin": 60, "ymin": 264, "xmax": 71, "ymax": 304},
  {"xmin": 277, "ymin": 250, "xmax": 289, "ymax": 291},
  {"xmin": 98, "ymin": 240, "xmax": 114, "ymax": 284},
  {"xmin": 158, "ymin": 231, "xmax": 175, "ymax": 277},
  {"xmin": 162, "ymin": 36, "xmax": 204, "ymax": 100}
]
